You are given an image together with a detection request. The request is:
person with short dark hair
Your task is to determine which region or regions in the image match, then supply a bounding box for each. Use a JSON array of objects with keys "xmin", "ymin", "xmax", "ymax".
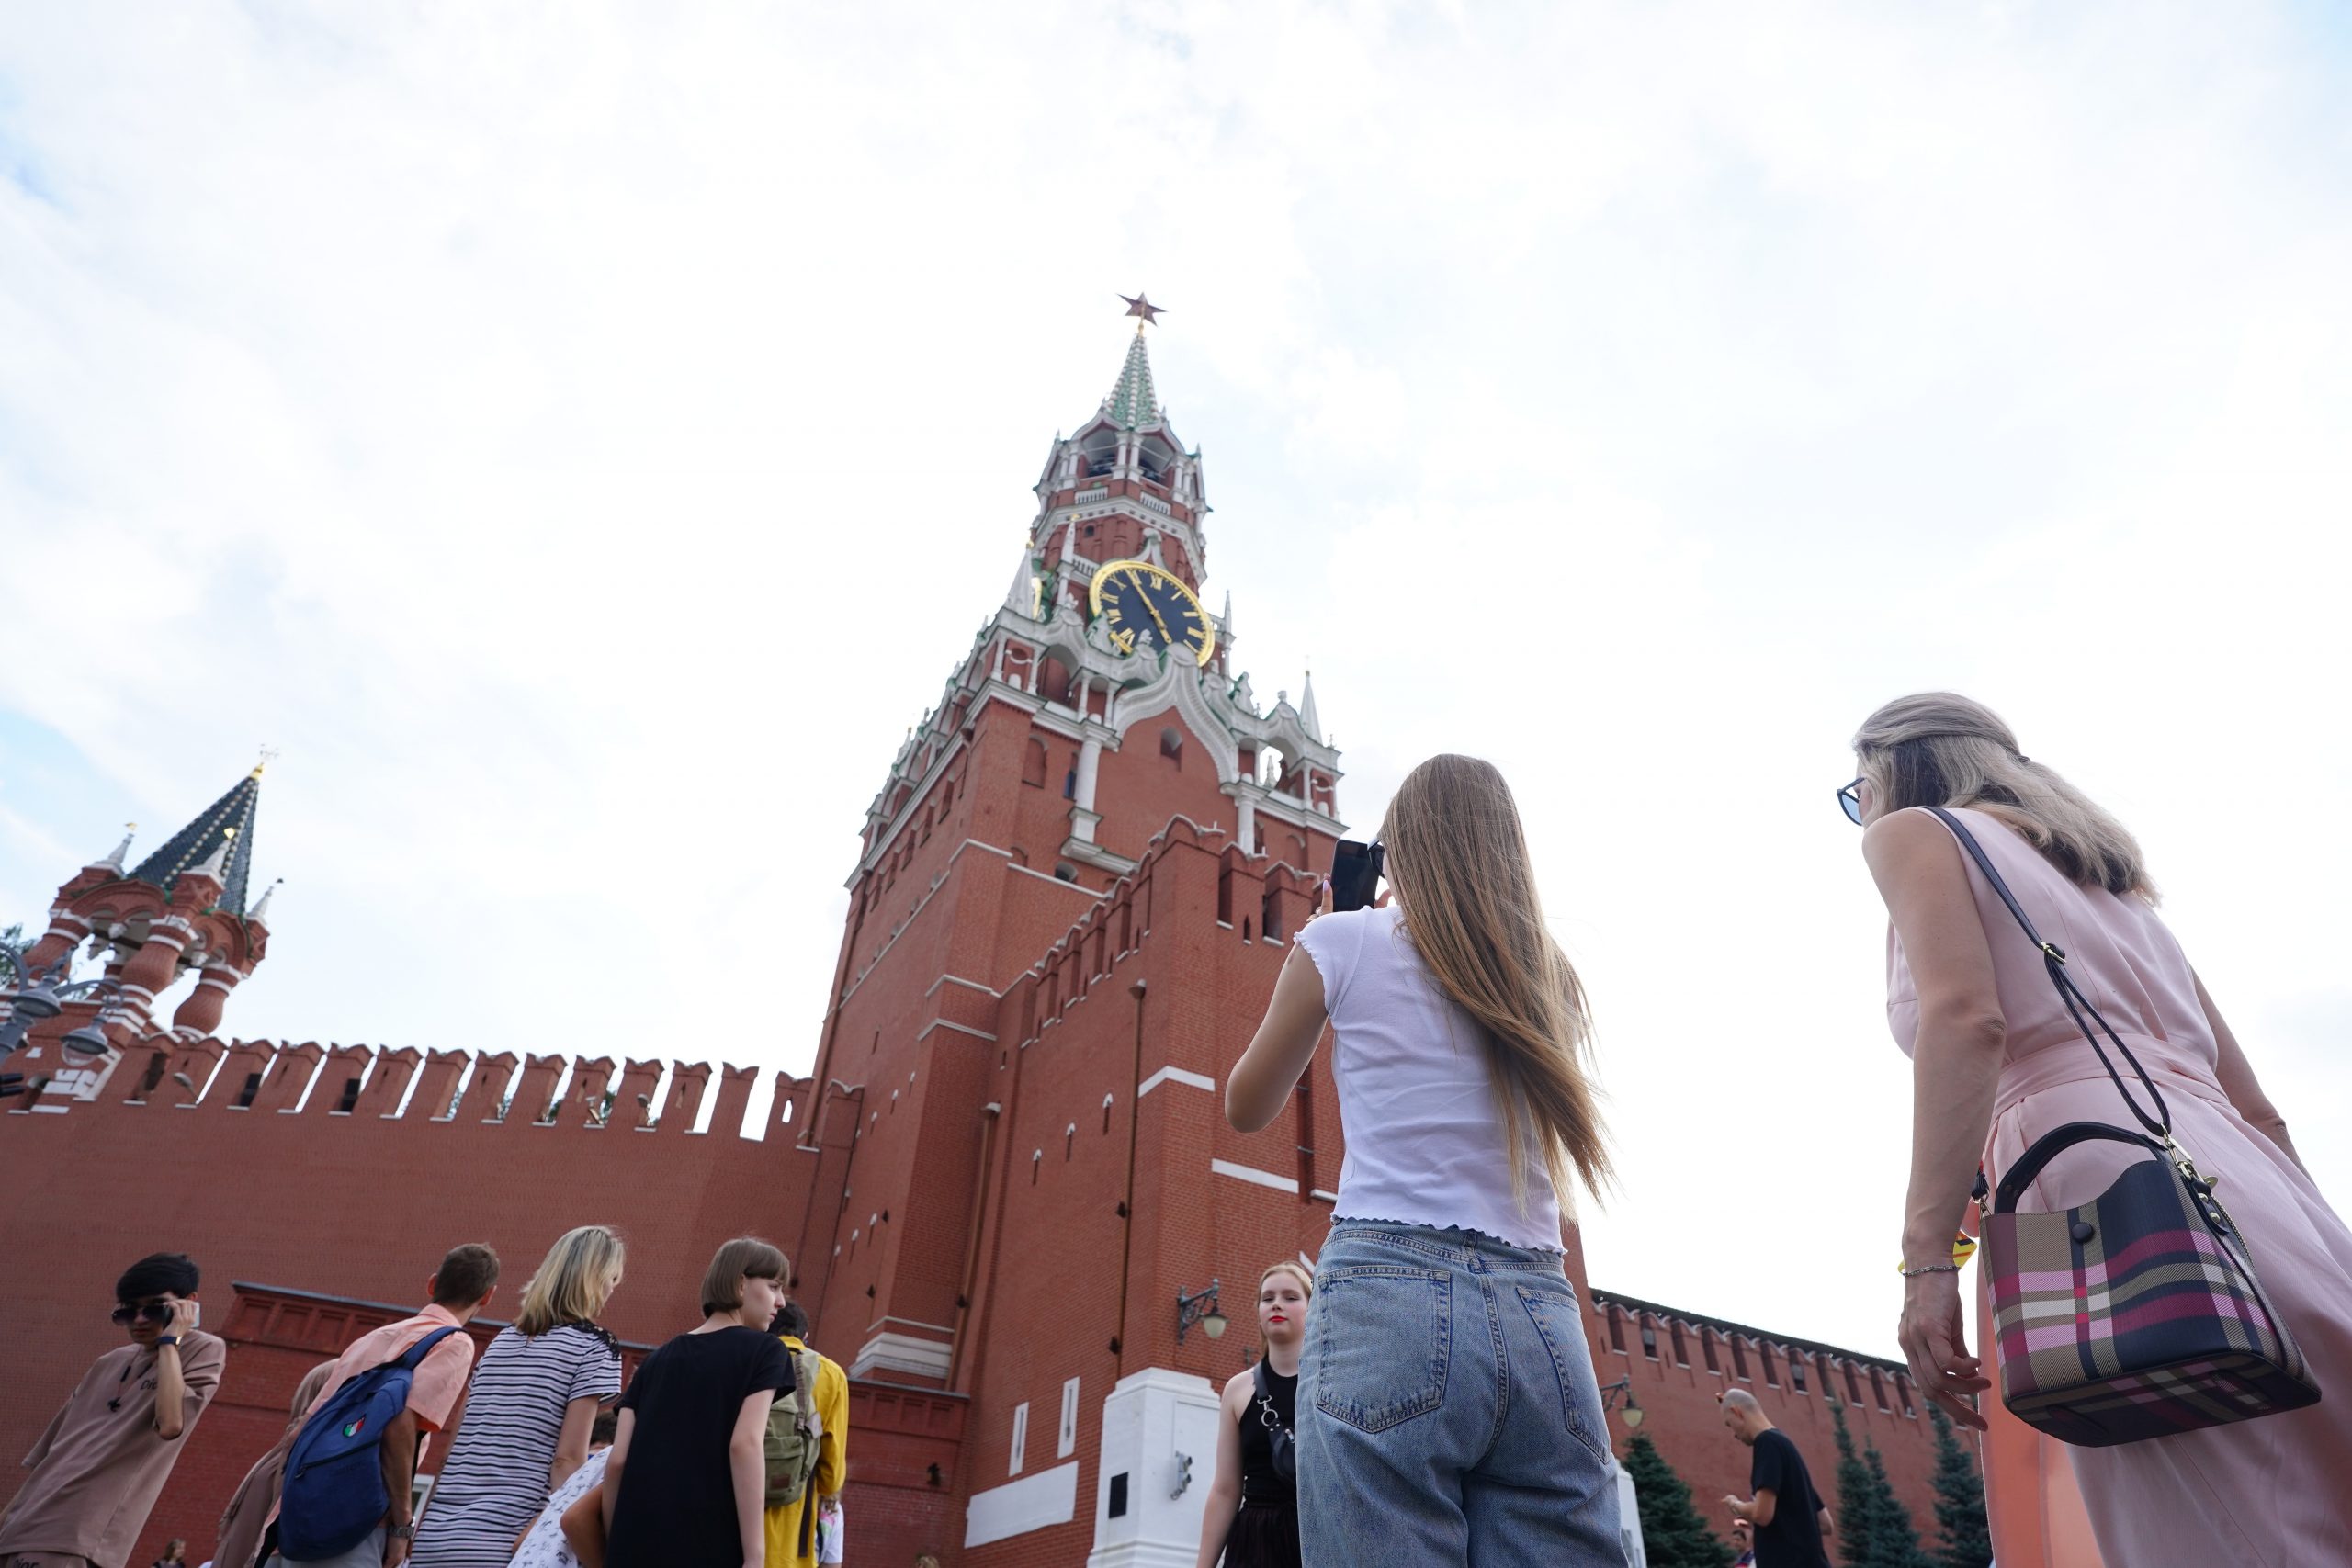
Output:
[
  {"xmin": 267, "ymin": 1245, "xmax": 502, "ymax": 1568},
  {"xmin": 599, "ymin": 1238, "xmax": 796, "ymax": 1568},
  {"xmin": 1720, "ymin": 1390, "xmax": 1832, "ymax": 1568},
  {"xmin": 762, "ymin": 1302, "xmax": 845, "ymax": 1568},
  {"xmin": 0, "ymin": 1253, "xmax": 225, "ymax": 1568}
]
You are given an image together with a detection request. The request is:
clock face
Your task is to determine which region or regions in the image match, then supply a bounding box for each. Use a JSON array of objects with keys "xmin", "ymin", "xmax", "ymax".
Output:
[{"xmin": 1088, "ymin": 559, "xmax": 1216, "ymax": 666}]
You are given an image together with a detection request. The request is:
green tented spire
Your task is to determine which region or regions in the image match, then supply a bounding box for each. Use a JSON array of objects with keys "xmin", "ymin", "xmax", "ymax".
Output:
[{"xmin": 1104, "ymin": 328, "xmax": 1159, "ymax": 429}]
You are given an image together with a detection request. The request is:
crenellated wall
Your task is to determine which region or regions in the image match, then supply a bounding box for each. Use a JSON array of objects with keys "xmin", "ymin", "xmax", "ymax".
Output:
[{"xmin": 0, "ymin": 1036, "xmax": 831, "ymax": 1564}]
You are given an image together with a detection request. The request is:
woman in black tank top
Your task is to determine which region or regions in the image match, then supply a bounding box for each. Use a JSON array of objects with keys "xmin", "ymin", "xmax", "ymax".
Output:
[{"xmin": 1193, "ymin": 1262, "xmax": 1311, "ymax": 1568}]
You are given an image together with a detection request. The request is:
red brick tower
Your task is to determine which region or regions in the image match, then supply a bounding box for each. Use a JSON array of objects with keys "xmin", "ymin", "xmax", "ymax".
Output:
[
  {"xmin": 793, "ymin": 312, "xmax": 1340, "ymax": 1369},
  {"xmin": 775, "ymin": 309, "xmax": 1348, "ymax": 1563},
  {"xmin": 3, "ymin": 765, "xmax": 274, "ymax": 1106}
]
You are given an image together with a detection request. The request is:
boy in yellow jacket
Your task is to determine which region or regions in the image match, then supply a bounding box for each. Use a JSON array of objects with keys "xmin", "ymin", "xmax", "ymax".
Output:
[{"xmin": 765, "ymin": 1302, "xmax": 848, "ymax": 1568}]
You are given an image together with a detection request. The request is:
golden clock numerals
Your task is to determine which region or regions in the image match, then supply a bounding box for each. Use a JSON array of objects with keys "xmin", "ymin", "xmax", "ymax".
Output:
[{"xmin": 1109, "ymin": 627, "xmax": 1136, "ymax": 654}]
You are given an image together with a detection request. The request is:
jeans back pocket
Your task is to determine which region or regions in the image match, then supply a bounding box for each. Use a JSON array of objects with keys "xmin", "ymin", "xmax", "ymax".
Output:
[
  {"xmin": 1516, "ymin": 1283, "xmax": 1610, "ymax": 1465},
  {"xmin": 1310, "ymin": 1264, "xmax": 1452, "ymax": 1434}
]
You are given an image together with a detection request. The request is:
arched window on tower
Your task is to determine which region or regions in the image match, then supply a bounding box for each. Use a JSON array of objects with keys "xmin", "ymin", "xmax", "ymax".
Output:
[
  {"xmin": 1023, "ymin": 739, "xmax": 1048, "ymax": 789},
  {"xmin": 1159, "ymin": 727, "xmax": 1182, "ymax": 768}
]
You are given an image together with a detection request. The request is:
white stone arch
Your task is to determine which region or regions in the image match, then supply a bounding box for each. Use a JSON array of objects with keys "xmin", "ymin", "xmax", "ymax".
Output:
[{"xmin": 1113, "ymin": 662, "xmax": 1240, "ymax": 784}]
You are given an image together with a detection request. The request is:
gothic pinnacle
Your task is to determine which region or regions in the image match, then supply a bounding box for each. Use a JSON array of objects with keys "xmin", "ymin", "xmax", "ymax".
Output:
[{"xmin": 90, "ymin": 823, "xmax": 137, "ymax": 874}]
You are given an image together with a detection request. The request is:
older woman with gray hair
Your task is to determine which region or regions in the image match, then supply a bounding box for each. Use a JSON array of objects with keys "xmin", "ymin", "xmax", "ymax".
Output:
[{"xmin": 1849, "ymin": 691, "xmax": 2352, "ymax": 1568}]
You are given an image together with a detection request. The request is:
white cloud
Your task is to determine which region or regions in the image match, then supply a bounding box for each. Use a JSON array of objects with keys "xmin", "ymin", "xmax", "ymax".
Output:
[{"xmin": 4, "ymin": 0, "xmax": 2348, "ymax": 1360}]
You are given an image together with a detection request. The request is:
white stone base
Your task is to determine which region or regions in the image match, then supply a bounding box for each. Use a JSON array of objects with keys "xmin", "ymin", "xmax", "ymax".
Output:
[
  {"xmin": 1086, "ymin": 1366, "xmax": 1224, "ymax": 1568},
  {"xmin": 965, "ymin": 1461, "xmax": 1080, "ymax": 1548}
]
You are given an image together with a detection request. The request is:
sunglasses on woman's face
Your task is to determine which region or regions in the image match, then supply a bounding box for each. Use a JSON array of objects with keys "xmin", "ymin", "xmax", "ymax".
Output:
[
  {"xmin": 1838, "ymin": 777, "xmax": 1865, "ymax": 826},
  {"xmin": 110, "ymin": 1300, "xmax": 174, "ymax": 1326}
]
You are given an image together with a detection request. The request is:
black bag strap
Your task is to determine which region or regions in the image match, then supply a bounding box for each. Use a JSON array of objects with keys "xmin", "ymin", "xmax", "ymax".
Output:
[
  {"xmin": 1924, "ymin": 807, "xmax": 2171, "ymax": 1139},
  {"xmin": 1253, "ymin": 1359, "xmax": 1286, "ymax": 1429},
  {"xmin": 1991, "ymin": 1122, "xmax": 2169, "ymax": 1213}
]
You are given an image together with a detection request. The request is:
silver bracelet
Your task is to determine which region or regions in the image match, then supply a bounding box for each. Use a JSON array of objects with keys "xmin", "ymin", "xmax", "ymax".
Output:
[{"xmin": 1898, "ymin": 1261, "xmax": 1962, "ymax": 1277}]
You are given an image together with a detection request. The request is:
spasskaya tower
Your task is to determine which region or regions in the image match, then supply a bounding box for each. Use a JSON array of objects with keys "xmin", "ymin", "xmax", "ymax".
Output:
[{"xmin": 789, "ymin": 296, "xmax": 1348, "ymax": 1565}]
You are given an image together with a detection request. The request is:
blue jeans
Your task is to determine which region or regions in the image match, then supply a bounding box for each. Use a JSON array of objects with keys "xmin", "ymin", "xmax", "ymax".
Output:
[{"xmin": 1298, "ymin": 1223, "xmax": 1624, "ymax": 1567}]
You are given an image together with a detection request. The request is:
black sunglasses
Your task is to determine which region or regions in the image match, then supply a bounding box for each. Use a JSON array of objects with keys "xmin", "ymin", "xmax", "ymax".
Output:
[
  {"xmin": 1838, "ymin": 777, "xmax": 1865, "ymax": 826},
  {"xmin": 110, "ymin": 1301, "xmax": 174, "ymax": 1326}
]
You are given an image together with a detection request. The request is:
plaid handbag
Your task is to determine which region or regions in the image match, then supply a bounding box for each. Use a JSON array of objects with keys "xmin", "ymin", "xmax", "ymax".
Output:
[{"xmin": 1930, "ymin": 808, "xmax": 2322, "ymax": 1448}]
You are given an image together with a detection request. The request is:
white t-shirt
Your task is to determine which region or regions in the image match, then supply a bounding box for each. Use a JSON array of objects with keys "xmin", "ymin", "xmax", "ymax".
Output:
[{"xmin": 1294, "ymin": 904, "xmax": 1564, "ymax": 1250}]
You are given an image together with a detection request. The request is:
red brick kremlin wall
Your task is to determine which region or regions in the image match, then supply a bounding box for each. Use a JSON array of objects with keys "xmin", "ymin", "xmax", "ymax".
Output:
[{"xmin": 1, "ymin": 829, "xmax": 1958, "ymax": 1568}]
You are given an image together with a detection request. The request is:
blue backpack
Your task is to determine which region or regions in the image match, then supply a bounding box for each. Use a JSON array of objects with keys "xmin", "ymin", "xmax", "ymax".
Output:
[{"xmin": 278, "ymin": 1325, "xmax": 464, "ymax": 1561}]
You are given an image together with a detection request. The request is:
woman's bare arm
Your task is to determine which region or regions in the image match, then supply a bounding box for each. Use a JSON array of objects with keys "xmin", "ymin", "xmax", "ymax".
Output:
[
  {"xmin": 1227, "ymin": 946, "xmax": 1328, "ymax": 1133},
  {"xmin": 729, "ymin": 1390, "xmax": 777, "ymax": 1568},
  {"xmin": 548, "ymin": 1393, "xmax": 600, "ymax": 1491},
  {"xmin": 2193, "ymin": 971, "xmax": 2307, "ymax": 1176},
  {"xmin": 1191, "ymin": 1376, "xmax": 1250, "ymax": 1568},
  {"xmin": 560, "ymin": 1483, "xmax": 607, "ymax": 1568},
  {"xmin": 1864, "ymin": 809, "xmax": 2003, "ymax": 1429},
  {"xmin": 599, "ymin": 1410, "xmax": 633, "ymax": 1534}
]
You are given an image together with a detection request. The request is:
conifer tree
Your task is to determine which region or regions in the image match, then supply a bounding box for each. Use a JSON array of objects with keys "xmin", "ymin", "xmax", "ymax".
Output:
[
  {"xmin": 1862, "ymin": 1443, "xmax": 1935, "ymax": 1568},
  {"xmin": 1621, "ymin": 1432, "xmax": 1735, "ymax": 1568},
  {"xmin": 1926, "ymin": 1407, "xmax": 1993, "ymax": 1568},
  {"xmin": 1828, "ymin": 1401, "xmax": 1880, "ymax": 1566}
]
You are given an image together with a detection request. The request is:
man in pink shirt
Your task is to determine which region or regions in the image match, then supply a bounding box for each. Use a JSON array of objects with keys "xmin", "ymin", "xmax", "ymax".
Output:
[
  {"xmin": 268, "ymin": 1246, "xmax": 500, "ymax": 1568},
  {"xmin": 0, "ymin": 1252, "xmax": 226, "ymax": 1568}
]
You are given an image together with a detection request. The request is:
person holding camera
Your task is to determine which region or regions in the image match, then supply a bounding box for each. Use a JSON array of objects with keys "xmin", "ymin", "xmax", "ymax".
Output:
[
  {"xmin": 0, "ymin": 1252, "xmax": 226, "ymax": 1568},
  {"xmin": 1228, "ymin": 754, "xmax": 1621, "ymax": 1566},
  {"xmin": 1192, "ymin": 1261, "xmax": 1312, "ymax": 1568}
]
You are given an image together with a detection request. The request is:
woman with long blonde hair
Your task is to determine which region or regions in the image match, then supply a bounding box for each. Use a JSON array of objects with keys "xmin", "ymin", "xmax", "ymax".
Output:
[
  {"xmin": 1193, "ymin": 1261, "xmax": 1314, "ymax": 1568},
  {"xmin": 1849, "ymin": 693, "xmax": 2352, "ymax": 1566},
  {"xmin": 1228, "ymin": 753, "xmax": 1620, "ymax": 1565},
  {"xmin": 409, "ymin": 1225, "xmax": 628, "ymax": 1568}
]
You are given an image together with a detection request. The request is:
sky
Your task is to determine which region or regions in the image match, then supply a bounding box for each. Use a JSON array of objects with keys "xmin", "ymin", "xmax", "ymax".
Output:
[{"xmin": 5, "ymin": 1, "xmax": 2350, "ymax": 1363}]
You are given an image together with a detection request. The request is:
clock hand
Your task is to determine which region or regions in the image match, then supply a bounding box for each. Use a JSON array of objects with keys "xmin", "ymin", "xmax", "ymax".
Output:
[{"xmin": 1126, "ymin": 571, "xmax": 1178, "ymax": 643}]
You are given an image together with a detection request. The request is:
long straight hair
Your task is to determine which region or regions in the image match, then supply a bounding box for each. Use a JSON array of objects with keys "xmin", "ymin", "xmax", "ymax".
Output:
[
  {"xmin": 1853, "ymin": 693, "xmax": 2154, "ymax": 898},
  {"xmin": 515, "ymin": 1225, "xmax": 627, "ymax": 1336},
  {"xmin": 1379, "ymin": 753, "xmax": 1611, "ymax": 1210}
]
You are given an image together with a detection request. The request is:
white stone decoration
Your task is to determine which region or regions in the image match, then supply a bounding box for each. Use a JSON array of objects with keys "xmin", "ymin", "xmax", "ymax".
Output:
[{"xmin": 1085, "ymin": 1367, "xmax": 1226, "ymax": 1568}]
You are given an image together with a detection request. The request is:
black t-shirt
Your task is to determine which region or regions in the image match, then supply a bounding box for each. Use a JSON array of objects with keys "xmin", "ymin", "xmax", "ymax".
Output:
[
  {"xmin": 1748, "ymin": 1427, "xmax": 1829, "ymax": 1568},
  {"xmin": 606, "ymin": 1326, "xmax": 796, "ymax": 1568},
  {"xmin": 1238, "ymin": 1362, "xmax": 1297, "ymax": 1505}
]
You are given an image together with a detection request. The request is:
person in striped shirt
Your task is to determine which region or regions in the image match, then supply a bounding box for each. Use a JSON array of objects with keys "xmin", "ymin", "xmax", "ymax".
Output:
[{"xmin": 410, "ymin": 1228, "xmax": 626, "ymax": 1568}]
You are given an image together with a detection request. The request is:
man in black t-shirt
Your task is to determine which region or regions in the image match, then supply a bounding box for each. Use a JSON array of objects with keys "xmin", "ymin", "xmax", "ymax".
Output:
[{"xmin": 1720, "ymin": 1389, "xmax": 1834, "ymax": 1568}]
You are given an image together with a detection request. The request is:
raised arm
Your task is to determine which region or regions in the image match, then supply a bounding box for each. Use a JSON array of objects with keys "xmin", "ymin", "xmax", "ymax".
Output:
[
  {"xmin": 1864, "ymin": 809, "xmax": 1999, "ymax": 1430},
  {"xmin": 1227, "ymin": 945, "xmax": 1328, "ymax": 1133},
  {"xmin": 2193, "ymin": 971, "xmax": 2307, "ymax": 1176}
]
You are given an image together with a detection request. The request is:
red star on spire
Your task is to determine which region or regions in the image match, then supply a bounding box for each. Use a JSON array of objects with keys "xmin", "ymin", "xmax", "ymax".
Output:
[{"xmin": 1120, "ymin": 292, "xmax": 1165, "ymax": 327}]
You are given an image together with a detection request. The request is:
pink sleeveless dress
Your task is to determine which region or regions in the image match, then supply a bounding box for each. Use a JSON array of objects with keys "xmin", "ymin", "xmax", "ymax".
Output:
[{"xmin": 1886, "ymin": 807, "xmax": 2352, "ymax": 1567}]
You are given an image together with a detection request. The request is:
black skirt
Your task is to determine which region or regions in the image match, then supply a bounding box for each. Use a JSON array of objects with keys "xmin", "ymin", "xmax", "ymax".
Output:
[{"xmin": 1227, "ymin": 1498, "xmax": 1302, "ymax": 1568}]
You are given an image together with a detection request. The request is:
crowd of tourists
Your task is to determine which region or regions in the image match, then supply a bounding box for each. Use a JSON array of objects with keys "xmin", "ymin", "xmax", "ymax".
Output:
[
  {"xmin": 0, "ymin": 1231, "xmax": 845, "ymax": 1568},
  {"xmin": 6, "ymin": 692, "xmax": 2352, "ymax": 1568}
]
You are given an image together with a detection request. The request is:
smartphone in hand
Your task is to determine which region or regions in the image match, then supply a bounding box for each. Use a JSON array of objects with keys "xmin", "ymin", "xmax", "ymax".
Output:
[{"xmin": 1329, "ymin": 840, "xmax": 1384, "ymax": 912}]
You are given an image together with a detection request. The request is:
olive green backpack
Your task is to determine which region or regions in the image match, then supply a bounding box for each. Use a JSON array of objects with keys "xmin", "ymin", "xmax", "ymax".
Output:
[{"xmin": 763, "ymin": 1346, "xmax": 827, "ymax": 1509}]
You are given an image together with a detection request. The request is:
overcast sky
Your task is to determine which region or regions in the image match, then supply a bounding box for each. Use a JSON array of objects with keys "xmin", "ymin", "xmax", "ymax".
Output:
[{"xmin": 6, "ymin": 2, "xmax": 2349, "ymax": 1361}]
